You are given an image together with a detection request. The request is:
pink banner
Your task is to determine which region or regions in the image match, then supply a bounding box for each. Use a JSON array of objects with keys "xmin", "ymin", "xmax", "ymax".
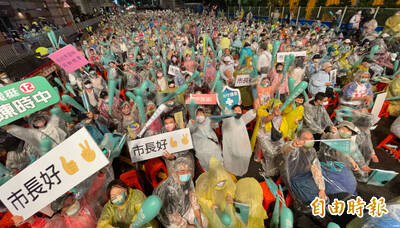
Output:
[
  {"xmin": 185, "ymin": 94, "xmax": 217, "ymax": 105},
  {"xmin": 49, "ymin": 44, "xmax": 88, "ymax": 73}
]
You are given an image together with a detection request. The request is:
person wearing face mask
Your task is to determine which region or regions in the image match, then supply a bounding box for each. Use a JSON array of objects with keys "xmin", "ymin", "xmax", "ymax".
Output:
[
  {"xmin": 303, "ymin": 92, "xmax": 334, "ymax": 148},
  {"xmin": 156, "ymin": 70, "xmax": 168, "ymax": 92},
  {"xmin": 319, "ymin": 121, "xmax": 359, "ymax": 192},
  {"xmin": 255, "ymin": 76, "xmax": 280, "ymax": 107},
  {"xmin": 282, "ymin": 94, "xmax": 305, "ymax": 140},
  {"xmin": 1, "ymin": 112, "xmax": 67, "ymax": 164},
  {"xmin": 219, "ymin": 55, "xmax": 235, "ymax": 85},
  {"xmin": 188, "ymin": 108, "xmax": 223, "ymax": 171},
  {"xmin": 281, "ymin": 129, "xmax": 327, "ymax": 204},
  {"xmin": 97, "ymin": 179, "xmax": 159, "ymax": 228},
  {"xmin": 154, "ymin": 157, "xmax": 207, "ymax": 228},
  {"xmin": 97, "ymin": 91, "xmax": 122, "ymax": 128},
  {"xmin": 305, "ymin": 54, "xmax": 322, "ymax": 83},
  {"xmin": 160, "ymin": 115, "xmax": 193, "ymax": 174},
  {"xmin": 340, "ymin": 70, "xmax": 372, "ymax": 112},
  {"xmin": 83, "ymin": 80, "xmax": 100, "ymax": 110},
  {"xmin": 270, "ymin": 63, "xmax": 289, "ymax": 101},
  {"xmin": 88, "ymin": 69, "xmax": 106, "ymax": 94},
  {"xmin": 250, "ymin": 99, "xmax": 287, "ymax": 176},
  {"xmin": 219, "ymin": 33, "xmax": 230, "ymax": 52},
  {"xmin": 183, "ymin": 54, "xmax": 196, "ymax": 73},
  {"xmin": 308, "ymin": 62, "xmax": 334, "ymax": 97},
  {"xmin": 25, "ymin": 172, "xmax": 106, "ymax": 228},
  {"xmin": 354, "ymin": 113, "xmax": 379, "ymax": 182},
  {"xmin": 108, "ymin": 61, "xmax": 119, "ymax": 81},
  {"xmin": 222, "ymin": 105, "xmax": 256, "ymax": 176},
  {"xmin": 257, "ymin": 42, "xmax": 272, "ymax": 72},
  {"xmin": 116, "ymin": 102, "xmax": 140, "ymax": 135}
]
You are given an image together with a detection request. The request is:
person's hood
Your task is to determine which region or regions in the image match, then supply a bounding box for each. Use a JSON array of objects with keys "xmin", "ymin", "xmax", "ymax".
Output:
[
  {"xmin": 28, "ymin": 111, "xmax": 50, "ymax": 128},
  {"xmin": 207, "ymin": 157, "xmax": 236, "ymax": 192}
]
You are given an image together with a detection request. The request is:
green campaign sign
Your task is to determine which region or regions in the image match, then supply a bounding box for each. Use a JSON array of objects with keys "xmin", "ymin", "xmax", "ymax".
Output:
[{"xmin": 0, "ymin": 76, "xmax": 60, "ymax": 127}]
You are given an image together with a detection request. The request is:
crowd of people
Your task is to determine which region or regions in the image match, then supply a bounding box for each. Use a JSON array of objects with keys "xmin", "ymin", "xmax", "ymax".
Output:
[{"xmin": 1, "ymin": 6, "xmax": 400, "ymax": 227}]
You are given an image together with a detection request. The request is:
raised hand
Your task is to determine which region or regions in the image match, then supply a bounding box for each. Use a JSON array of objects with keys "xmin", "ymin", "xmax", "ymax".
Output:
[
  {"xmin": 79, "ymin": 140, "xmax": 95, "ymax": 162},
  {"xmin": 60, "ymin": 156, "xmax": 79, "ymax": 175}
]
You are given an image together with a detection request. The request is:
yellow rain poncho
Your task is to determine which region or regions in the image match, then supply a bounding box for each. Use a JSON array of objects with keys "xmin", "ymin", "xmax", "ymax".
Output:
[
  {"xmin": 387, "ymin": 76, "xmax": 400, "ymax": 116},
  {"xmin": 195, "ymin": 157, "xmax": 237, "ymax": 228},
  {"xmin": 97, "ymin": 188, "xmax": 159, "ymax": 228},
  {"xmin": 234, "ymin": 178, "xmax": 267, "ymax": 228},
  {"xmin": 250, "ymin": 99, "xmax": 289, "ymax": 151},
  {"xmin": 282, "ymin": 104, "xmax": 304, "ymax": 140},
  {"xmin": 384, "ymin": 11, "xmax": 400, "ymax": 36}
]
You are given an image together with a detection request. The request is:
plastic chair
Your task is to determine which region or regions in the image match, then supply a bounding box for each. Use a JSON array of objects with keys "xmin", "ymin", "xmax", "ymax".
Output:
[
  {"xmin": 377, "ymin": 133, "xmax": 400, "ymax": 159},
  {"xmin": 120, "ymin": 169, "xmax": 144, "ymax": 191},
  {"xmin": 378, "ymin": 100, "xmax": 390, "ymax": 118},
  {"xmin": 144, "ymin": 158, "xmax": 168, "ymax": 188},
  {"xmin": 260, "ymin": 181, "xmax": 278, "ymax": 212}
]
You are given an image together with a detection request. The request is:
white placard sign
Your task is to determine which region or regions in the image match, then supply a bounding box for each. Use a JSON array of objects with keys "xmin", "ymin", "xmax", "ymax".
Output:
[
  {"xmin": 330, "ymin": 69, "xmax": 337, "ymax": 83},
  {"xmin": 371, "ymin": 92, "xmax": 387, "ymax": 119},
  {"xmin": 0, "ymin": 128, "xmax": 109, "ymax": 220},
  {"xmin": 128, "ymin": 128, "xmax": 193, "ymax": 162},
  {"xmin": 235, "ymin": 74, "xmax": 251, "ymax": 87},
  {"xmin": 277, "ymin": 51, "xmax": 307, "ymax": 63},
  {"xmin": 168, "ymin": 65, "xmax": 181, "ymax": 76}
]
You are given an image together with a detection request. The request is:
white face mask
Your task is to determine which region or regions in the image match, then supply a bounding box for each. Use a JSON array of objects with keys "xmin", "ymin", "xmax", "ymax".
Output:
[
  {"xmin": 165, "ymin": 123, "xmax": 175, "ymax": 131},
  {"xmin": 65, "ymin": 200, "xmax": 80, "ymax": 216},
  {"xmin": 197, "ymin": 116, "xmax": 205, "ymax": 123},
  {"xmin": 322, "ymin": 101, "xmax": 329, "ymax": 106},
  {"xmin": 85, "ymin": 84, "xmax": 93, "ymax": 89}
]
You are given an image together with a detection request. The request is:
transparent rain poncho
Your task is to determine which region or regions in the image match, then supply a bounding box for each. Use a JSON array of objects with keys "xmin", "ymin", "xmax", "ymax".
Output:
[{"xmin": 97, "ymin": 188, "xmax": 158, "ymax": 228}]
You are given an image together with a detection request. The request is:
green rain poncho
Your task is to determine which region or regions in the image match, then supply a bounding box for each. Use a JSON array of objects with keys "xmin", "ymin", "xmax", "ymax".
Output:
[{"xmin": 97, "ymin": 188, "xmax": 159, "ymax": 228}]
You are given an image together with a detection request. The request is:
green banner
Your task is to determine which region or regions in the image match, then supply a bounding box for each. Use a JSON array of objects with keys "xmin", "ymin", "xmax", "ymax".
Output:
[{"xmin": 0, "ymin": 76, "xmax": 60, "ymax": 127}]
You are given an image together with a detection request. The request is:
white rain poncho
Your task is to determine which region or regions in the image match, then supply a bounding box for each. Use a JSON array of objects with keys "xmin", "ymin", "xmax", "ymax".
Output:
[
  {"xmin": 188, "ymin": 117, "xmax": 223, "ymax": 171},
  {"xmin": 222, "ymin": 110, "xmax": 256, "ymax": 176}
]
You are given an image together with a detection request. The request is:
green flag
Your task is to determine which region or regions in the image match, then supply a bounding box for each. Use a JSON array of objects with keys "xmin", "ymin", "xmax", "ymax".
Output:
[{"xmin": 321, "ymin": 139, "xmax": 350, "ymax": 155}]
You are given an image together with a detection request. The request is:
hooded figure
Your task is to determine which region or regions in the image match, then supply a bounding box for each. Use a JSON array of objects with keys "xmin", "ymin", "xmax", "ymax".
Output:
[
  {"xmin": 97, "ymin": 179, "xmax": 159, "ymax": 228},
  {"xmin": 117, "ymin": 102, "xmax": 140, "ymax": 134},
  {"xmin": 153, "ymin": 156, "xmax": 207, "ymax": 228},
  {"xmin": 188, "ymin": 108, "xmax": 223, "ymax": 171},
  {"xmin": 318, "ymin": 121, "xmax": 359, "ymax": 195},
  {"xmin": 30, "ymin": 172, "xmax": 106, "ymax": 228},
  {"xmin": 251, "ymin": 99, "xmax": 287, "ymax": 177},
  {"xmin": 354, "ymin": 113, "xmax": 379, "ymax": 182},
  {"xmin": 234, "ymin": 178, "xmax": 267, "ymax": 228},
  {"xmin": 280, "ymin": 130, "xmax": 327, "ymax": 204},
  {"xmin": 195, "ymin": 157, "xmax": 237, "ymax": 228},
  {"xmin": 222, "ymin": 105, "xmax": 256, "ymax": 176},
  {"xmin": 340, "ymin": 70, "xmax": 373, "ymax": 111},
  {"xmin": 3, "ymin": 112, "xmax": 67, "ymax": 161}
]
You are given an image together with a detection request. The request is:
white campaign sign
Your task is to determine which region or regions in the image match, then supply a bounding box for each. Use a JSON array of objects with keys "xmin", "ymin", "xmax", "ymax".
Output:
[
  {"xmin": 277, "ymin": 51, "xmax": 307, "ymax": 63},
  {"xmin": 128, "ymin": 128, "xmax": 193, "ymax": 162},
  {"xmin": 371, "ymin": 92, "xmax": 387, "ymax": 119},
  {"xmin": 235, "ymin": 74, "xmax": 251, "ymax": 87},
  {"xmin": 330, "ymin": 69, "xmax": 337, "ymax": 83},
  {"xmin": 168, "ymin": 65, "xmax": 181, "ymax": 76},
  {"xmin": 0, "ymin": 128, "xmax": 109, "ymax": 220}
]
